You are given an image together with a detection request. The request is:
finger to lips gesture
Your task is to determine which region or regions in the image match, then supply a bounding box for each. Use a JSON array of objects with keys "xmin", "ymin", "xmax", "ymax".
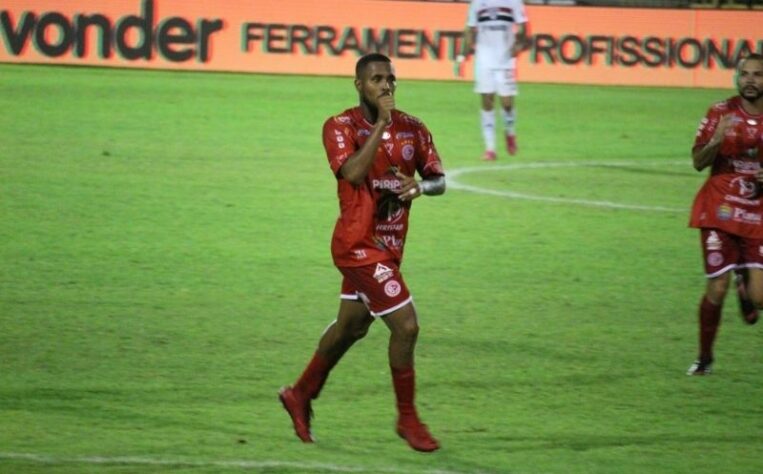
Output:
[{"xmin": 378, "ymin": 93, "xmax": 395, "ymax": 125}]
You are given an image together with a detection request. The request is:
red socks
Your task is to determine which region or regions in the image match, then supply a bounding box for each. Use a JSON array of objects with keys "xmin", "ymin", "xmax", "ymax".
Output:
[
  {"xmin": 698, "ymin": 296, "xmax": 722, "ymax": 362},
  {"xmin": 294, "ymin": 353, "xmax": 332, "ymax": 400},
  {"xmin": 391, "ymin": 365, "xmax": 417, "ymax": 420}
]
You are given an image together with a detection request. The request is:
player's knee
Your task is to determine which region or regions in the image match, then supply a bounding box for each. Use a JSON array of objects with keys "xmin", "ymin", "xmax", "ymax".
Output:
[
  {"xmin": 396, "ymin": 318, "xmax": 419, "ymax": 341},
  {"xmin": 351, "ymin": 322, "xmax": 371, "ymax": 340},
  {"xmin": 706, "ymin": 286, "xmax": 728, "ymax": 304}
]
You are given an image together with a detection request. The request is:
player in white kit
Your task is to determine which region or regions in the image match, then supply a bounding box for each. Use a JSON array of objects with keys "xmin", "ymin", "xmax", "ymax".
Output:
[{"xmin": 457, "ymin": 0, "xmax": 529, "ymax": 160}]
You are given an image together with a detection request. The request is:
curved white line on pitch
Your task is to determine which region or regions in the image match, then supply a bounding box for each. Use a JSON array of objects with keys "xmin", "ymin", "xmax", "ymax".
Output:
[
  {"xmin": 0, "ymin": 452, "xmax": 486, "ymax": 474},
  {"xmin": 447, "ymin": 161, "xmax": 689, "ymax": 213}
]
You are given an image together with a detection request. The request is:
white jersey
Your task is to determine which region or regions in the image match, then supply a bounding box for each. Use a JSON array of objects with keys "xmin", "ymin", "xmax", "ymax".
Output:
[{"xmin": 467, "ymin": 0, "xmax": 528, "ymax": 69}]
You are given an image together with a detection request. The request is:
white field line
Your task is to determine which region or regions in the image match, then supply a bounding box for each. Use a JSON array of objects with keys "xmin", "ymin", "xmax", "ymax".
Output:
[
  {"xmin": 447, "ymin": 160, "xmax": 689, "ymax": 213},
  {"xmin": 0, "ymin": 452, "xmax": 488, "ymax": 474}
]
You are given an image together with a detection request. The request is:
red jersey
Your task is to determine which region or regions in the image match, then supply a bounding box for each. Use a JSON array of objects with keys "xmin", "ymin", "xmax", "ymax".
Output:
[
  {"xmin": 689, "ymin": 96, "xmax": 763, "ymax": 238},
  {"xmin": 322, "ymin": 107, "xmax": 444, "ymax": 267}
]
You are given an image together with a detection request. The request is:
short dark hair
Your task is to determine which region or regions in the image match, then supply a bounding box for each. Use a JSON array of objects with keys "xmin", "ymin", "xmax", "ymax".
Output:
[
  {"xmin": 355, "ymin": 53, "xmax": 391, "ymax": 79},
  {"xmin": 738, "ymin": 53, "xmax": 763, "ymax": 71}
]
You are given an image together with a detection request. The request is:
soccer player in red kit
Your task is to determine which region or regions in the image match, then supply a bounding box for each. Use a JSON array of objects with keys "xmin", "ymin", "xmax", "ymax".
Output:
[
  {"xmin": 687, "ymin": 54, "xmax": 763, "ymax": 375},
  {"xmin": 278, "ymin": 53, "xmax": 445, "ymax": 451}
]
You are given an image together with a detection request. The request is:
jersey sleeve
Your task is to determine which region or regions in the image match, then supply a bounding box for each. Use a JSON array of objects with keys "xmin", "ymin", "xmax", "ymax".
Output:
[
  {"xmin": 693, "ymin": 105, "xmax": 721, "ymax": 153},
  {"xmin": 415, "ymin": 124, "xmax": 445, "ymax": 179},
  {"xmin": 466, "ymin": 1, "xmax": 478, "ymax": 27},
  {"xmin": 514, "ymin": 0, "xmax": 528, "ymax": 24},
  {"xmin": 322, "ymin": 116, "xmax": 356, "ymax": 177}
]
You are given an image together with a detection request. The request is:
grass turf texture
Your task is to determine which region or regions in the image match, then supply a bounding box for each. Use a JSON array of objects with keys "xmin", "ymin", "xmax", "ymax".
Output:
[{"xmin": 1, "ymin": 64, "xmax": 761, "ymax": 474}]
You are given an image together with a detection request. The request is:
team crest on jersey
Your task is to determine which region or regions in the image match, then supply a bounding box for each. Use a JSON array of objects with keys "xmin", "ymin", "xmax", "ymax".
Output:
[
  {"xmin": 707, "ymin": 252, "xmax": 723, "ymax": 267},
  {"xmin": 705, "ymin": 231, "xmax": 722, "ymax": 251},
  {"xmin": 384, "ymin": 280, "xmax": 402, "ymax": 297},
  {"xmin": 373, "ymin": 263, "xmax": 394, "ymax": 283},
  {"xmin": 402, "ymin": 144, "xmax": 415, "ymax": 161}
]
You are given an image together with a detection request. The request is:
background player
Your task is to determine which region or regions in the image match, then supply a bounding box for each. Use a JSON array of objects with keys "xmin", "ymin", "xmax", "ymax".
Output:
[
  {"xmin": 687, "ymin": 53, "xmax": 763, "ymax": 375},
  {"xmin": 457, "ymin": 0, "xmax": 530, "ymax": 160},
  {"xmin": 279, "ymin": 53, "xmax": 446, "ymax": 451}
]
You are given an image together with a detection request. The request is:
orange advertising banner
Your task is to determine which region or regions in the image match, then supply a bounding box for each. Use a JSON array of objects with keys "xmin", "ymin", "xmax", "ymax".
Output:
[{"xmin": 0, "ymin": 0, "xmax": 760, "ymax": 88}]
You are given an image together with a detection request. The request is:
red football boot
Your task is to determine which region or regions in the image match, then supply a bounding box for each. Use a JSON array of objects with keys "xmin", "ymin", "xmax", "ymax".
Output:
[
  {"xmin": 506, "ymin": 134, "xmax": 518, "ymax": 155},
  {"xmin": 482, "ymin": 150, "xmax": 497, "ymax": 161},
  {"xmin": 396, "ymin": 418, "xmax": 440, "ymax": 452},
  {"xmin": 279, "ymin": 386, "xmax": 314, "ymax": 442}
]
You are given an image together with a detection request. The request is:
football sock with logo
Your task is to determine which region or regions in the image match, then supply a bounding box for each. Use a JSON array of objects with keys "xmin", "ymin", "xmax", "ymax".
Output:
[
  {"xmin": 294, "ymin": 353, "xmax": 332, "ymax": 400},
  {"xmin": 391, "ymin": 365, "xmax": 418, "ymax": 421},
  {"xmin": 481, "ymin": 109, "xmax": 496, "ymax": 152},
  {"xmin": 502, "ymin": 108, "xmax": 516, "ymax": 136},
  {"xmin": 698, "ymin": 296, "xmax": 722, "ymax": 362}
]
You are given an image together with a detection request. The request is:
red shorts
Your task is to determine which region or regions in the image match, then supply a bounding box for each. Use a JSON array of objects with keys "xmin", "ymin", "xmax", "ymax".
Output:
[
  {"xmin": 338, "ymin": 260, "xmax": 412, "ymax": 317},
  {"xmin": 700, "ymin": 228, "xmax": 763, "ymax": 278}
]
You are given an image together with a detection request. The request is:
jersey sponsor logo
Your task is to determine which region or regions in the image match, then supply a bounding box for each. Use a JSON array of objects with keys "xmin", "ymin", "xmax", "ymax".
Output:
[
  {"xmin": 379, "ymin": 234, "xmax": 403, "ymax": 250},
  {"xmin": 733, "ymin": 207, "xmax": 761, "ymax": 224},
  {"xmin": 730, "ymin": 176, "xmax": 758, "ymax": 198},
  {"xmin": 705, "ymin": 231, "xmax": 722, "ymax": 251},
  {"xmin": 373, "ymin": 263, "xmax": 394, "ymax": 283},
  {"xmin": 396, "ymin": 132, "xmax": 415, "ymax": 139},
  {"xmin": 376, "ymin": 223, "xmax": 404, "ymax": 232},
  {"xmin": 372, "ymin": 179, "xmax": 401, "ymax": 190},
  {"xmin": 384, "ymin": 280, "xmax": 402, "ymax": 297},
  {"xmin": 352, "ymin": 249, "xmax": 367, "ymax": 259},
  {"xmin": 402, "ymin": 144, "xmax": 415, "ymax": 161},
  {"xmin": 358, "ymin": 129, "xmax": 371, "ymax": 137},
  {"xmin": 717, "ymin": 204, "xmax": 733, "ymax": 221},
  {"xmin": 707, "ymin": 252, "xmax": 724, "ymax": 267}
]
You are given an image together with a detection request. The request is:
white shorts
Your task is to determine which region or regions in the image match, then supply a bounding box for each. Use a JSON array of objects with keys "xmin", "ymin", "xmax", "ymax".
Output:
[{"xmin": 474, "ymin": 64, "xmax": 518, "ymax": 97}]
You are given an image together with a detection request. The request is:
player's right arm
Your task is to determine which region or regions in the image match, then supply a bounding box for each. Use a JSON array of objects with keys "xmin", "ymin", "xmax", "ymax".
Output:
[
  {"xmin": 323, "ymin": 98, "xmax": 395, "ymax": 186},
  {"xmin": 692, "ymin": 114, "xmax": 732, "ymax": 171}
]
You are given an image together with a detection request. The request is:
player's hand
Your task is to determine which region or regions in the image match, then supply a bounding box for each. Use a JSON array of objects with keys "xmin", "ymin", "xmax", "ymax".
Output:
[
  {"xmin": 454, "ymin": 54, "xmax": 466, "ymax": 77},
  {"xmin": 393, "ymin": 170, "xmax": 422, "ymax": 202},
  {"xmin": 711, "ymin": 115, "xmax": 734, "ymax": 143},
  {"xmin": 378, "ymin": 93, "xmax": 395, "ymax": 125}
]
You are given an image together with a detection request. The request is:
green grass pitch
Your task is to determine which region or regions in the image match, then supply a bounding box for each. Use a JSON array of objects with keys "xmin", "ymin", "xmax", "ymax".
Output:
[{"xmin": 0, "ymin": 63, "xmax": 761, "ymax": 473}]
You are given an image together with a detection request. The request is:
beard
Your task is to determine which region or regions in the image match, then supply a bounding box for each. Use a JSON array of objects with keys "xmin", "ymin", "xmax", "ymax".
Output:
[
  {"xmin": 740, "ymin": 85, "xmax": 763, "ymax": 102},
  {"xmin": 361, "ymin": 95, "xmax": 379, "ymax": 119}
]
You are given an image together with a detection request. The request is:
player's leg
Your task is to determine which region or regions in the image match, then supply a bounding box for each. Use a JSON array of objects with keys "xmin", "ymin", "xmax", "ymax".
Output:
[
  {"xmin": 342, "ymin": 261, "xmax": 438, "ymax": 451},
  {"xmin": 381, "ymin": 303, "xmax": 439, "ymax": 452},
  {"xmin": 688, "ymin": 229, "xmax": 735, "ymax": 375},
  {"xmin": 734, "ymin": 267, "xmax": 759, "ymax": 324},
  {"xmin": 688, "ymin": 272, "xmax": 730, "ymax": 376},
  {"xmin": 735, "ymin": 236, "xmax": 763, "ymax": 324},
  {"xmin": 497, "ymin": 67, "xmax": 519, "ymax": 155},
  {"xmin": 474, "ymin": 60, "xmax": 497, "ymax": 160},
  {"xmin": 499, "ymin": 95, "xmax": 518, "ymax": 155},
  {"xmin": 480, "ymin": 93, "xmax": 496, "ymax": 160},
  {"xmin": 280, "ymin": 290, "xmax": 374, "ymax": 442}
]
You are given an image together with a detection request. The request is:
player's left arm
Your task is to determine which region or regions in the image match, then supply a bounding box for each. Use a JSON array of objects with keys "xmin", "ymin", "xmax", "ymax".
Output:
[
  {"xmin": 394, "ymin": 171, "xmax": 445, "ymax": 202},
  {"xmin": 511, "ymin": 22, "xmax": 530, "ymax": 57}
]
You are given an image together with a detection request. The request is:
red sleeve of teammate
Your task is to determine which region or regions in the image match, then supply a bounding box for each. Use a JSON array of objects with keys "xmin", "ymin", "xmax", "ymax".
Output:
[
  {"xmin": 322, "ymin": 116, "xmax": 356, "ymax": 177},
  {"xmin": 414, "ymin": 124, "xmax": 445, "ymax": 179},
  {"xmin": 692, "ymin": 104, "xmax": 722, "ymax": 153}
]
